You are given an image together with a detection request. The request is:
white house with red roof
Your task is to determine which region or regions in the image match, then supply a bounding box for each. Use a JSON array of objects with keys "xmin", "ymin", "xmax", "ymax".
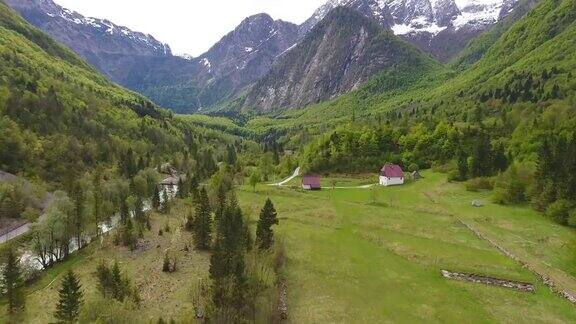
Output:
[
  {"xmin": 302, "ymin": 175, "xmax": 322, "ymax": 190},
  {"xmin": 379, "ymin": 164, "xmax": 404, "ymax": 186}
]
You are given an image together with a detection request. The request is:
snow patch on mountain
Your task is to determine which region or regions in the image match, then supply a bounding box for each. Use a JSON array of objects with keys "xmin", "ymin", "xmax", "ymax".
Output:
[
  {"xmin": 200, "ymin": 58, "xmax": 212, "ymax": 69},
  {"xmin": 309, "ymin": 0, "xmax": 517, "ymax": 37},
  {"xmin": 40, "ymin": 3, "xmax": 171, "ymax": 55},
  {"xmin": 453, "ymin": 0, "xmax": 504, "ymax": 29}
]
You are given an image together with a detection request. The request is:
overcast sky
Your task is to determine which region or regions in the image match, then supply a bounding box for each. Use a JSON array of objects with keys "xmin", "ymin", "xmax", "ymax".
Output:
[{"xmin": 54, "ymin": 0, "xmax": 326, "ymax": 56}]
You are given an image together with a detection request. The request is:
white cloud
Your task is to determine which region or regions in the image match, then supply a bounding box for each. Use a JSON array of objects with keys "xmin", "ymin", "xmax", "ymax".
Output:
[{"xmin": 54, "ymin": 0, "xmax": 326, "ymax": 56}]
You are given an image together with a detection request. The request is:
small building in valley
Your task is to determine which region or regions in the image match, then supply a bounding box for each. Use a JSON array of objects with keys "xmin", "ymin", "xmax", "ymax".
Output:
[
  {"xmin": 379, "ymin": 164, "xmax": 405, "ymax": 186},
  {"xmin": 302, "ymin": 175, "xmax": 322, "ymax": 190}
]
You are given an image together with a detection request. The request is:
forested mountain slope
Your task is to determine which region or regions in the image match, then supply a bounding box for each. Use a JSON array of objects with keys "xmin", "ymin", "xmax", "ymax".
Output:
[
  {"xmin": 0, "ymin": 1, "xmax": 220, "ymax": 186},
  {"xmin": 239, "ymin": 7, "xmax": 445, "ymax": 113},
  {"xmin": 251, "ymin": 0, "xmax": 575, "ymax": 128},
  {"xmin": 450, "ymin": 0, "xmax": 540, "ymax": 70},
  {"xmin": 5, "ymin": 0, "xmax": 302, "ymax": 114}
]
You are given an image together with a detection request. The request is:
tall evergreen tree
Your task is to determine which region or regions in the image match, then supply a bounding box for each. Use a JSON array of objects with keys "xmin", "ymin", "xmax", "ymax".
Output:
[
  {"xmin": 209, "ymin": 195, "xmax": 247, "ymax": 310},
  {"xmin": 161, "ymin": 188, "xmax": 171, "ymax": 214},
  {"xmin": 54, "ymin": 270, "xmax": 83, "ymax": 323},
  {"xmin": 470, "ymin": 136, "xmax": 492, "ymax": 177},
  {"xmin": 134, "ymin": 195, "xmax": 148, "ymax": 234},
  {"xmin": 492, "ymin": 144, "xmax": 508, "ymax": 173},
  {"xmin": 71, "ymin": 182, "xmax": 85, "ymax": 250},
  {"xmin": 189, "ymin": 174, "xmax": 199, "ymax": 200},
  {"xmin": 457, "ymin": 150, "xmax": 468, "ymax": 181},
  {"xmin": 256, "ymin": 199, "xmax": 279, "ymax": 250},
  {"xmin": 119, "ymin": 195, "xmax": 129, "ymax": 224},
  {"xmin": 2, "ymin": 249, "xmax": 25, "ymax": 315},
  {"xmin": 152, "ymin": 185, "xmax": 161, "ymax": 211},
  {"xmin": 193, "ymin": 188, "xmax": 212, "ymax": 250},
  {"xmin": 177, "ymin": 177, "xmax": 186, "ymax": 199},
  {"xmin": 92, "ymin": 172, "xmax": 103, "ymax": 235}
]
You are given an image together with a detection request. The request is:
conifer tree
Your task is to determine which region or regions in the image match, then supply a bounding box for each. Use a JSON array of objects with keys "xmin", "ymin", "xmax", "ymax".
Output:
[
  {"xmin": 256, "ymin": 199, "xmax": 279, "ymax": 250},
  {"xmin": 457, "ymin": 150, "xmax": 468, "ymax": 181},
  {"xmin": 161, "ymin": 188, "xmax": 171, "ymax": 214},
  {"xmin": 189, "ymin": 175, "xmax": 199, "ymax": 200},
  {"xmin": 54, "ymin": 270, "xmax": 83, "ymax": 323},
  {"xmin": 210, "ymin": 195, "xmax": 246, "ymax": 310},
  {"xmin": 177, "ymin": 177, "xmax": 186, "ymax": 199},
  {"xmin": 134, "ymin": 195, "xmax": 146, "ymax": 231},
  {"xmin": 193, "ymin": 188, "xmax": 212, "ymax": 250},
  {"xmin": 71, "ymin": 182, "xmax": 85, "ymax": 250},
  {"xmin": 2, "ymin": 249, "xmax": 25, "ymax": 316},
  {"xmin": 470, "ymin": 136, "xmax": 492, "ymax": 177},
  {"xmin": 93, "ymin": 172, "xmax": 103, "ymax": 234},
  {"xmin": 492, "ymin": 144, "xmax": 508, "ymax": 173},
  {"xmin": 152, "ymin": 185, "xmax": 161, "ymax": 210}
]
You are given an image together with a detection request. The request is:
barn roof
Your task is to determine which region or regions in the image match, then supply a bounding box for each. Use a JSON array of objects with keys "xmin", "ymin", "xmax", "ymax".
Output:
[
  {"xmin": 302, "ymin": 175, "xmax": 321, "ymax": 188},
  {"xmin": 380, "ymin": 165, "xmax": 404, "ymax": 178}
]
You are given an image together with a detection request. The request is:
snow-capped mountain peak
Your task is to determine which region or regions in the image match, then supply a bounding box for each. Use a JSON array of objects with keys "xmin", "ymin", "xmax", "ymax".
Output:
[
  {"xmin": 7, "ymin": 0, "xmax": 171, "ymax": 57},
  {"xmin": 302, "ymin": 0, "xmax": 519, "ymax": 61}
]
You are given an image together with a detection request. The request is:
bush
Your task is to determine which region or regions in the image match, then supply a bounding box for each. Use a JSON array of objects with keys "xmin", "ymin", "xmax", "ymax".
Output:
[
  {"xmin": 545, "ymin": 200, "xmax": 573, "ymax": 225},
  {"xmin": 447, "ymin": 170, "xmax": 462, "ymax": 182},
  {"xmin": 465, "ymin": 177, "xmax": 494, "ymax": 192},
  {"xmin": 407, "ymin": 163, "xmax": 420, "ymax": 172},
  {"xmin": 567, "ymin": 209, "xmax": 576, "ymax": 228},
  {"xmin": 492, "ymin": 164, "xmax": 533, "ymax": 205}
]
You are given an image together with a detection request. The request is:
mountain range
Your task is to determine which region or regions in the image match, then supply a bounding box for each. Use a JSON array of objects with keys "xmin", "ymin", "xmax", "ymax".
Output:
[
  {"xmin": 240, "ymin": 7, "xmax": 443, "ymax": 112},
  {"xmin": 5, "ymin": 0, "xmax": 531, "ymax": 114}
]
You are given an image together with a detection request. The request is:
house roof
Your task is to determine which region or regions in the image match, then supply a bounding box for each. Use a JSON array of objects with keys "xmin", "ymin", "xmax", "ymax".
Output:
[
  {"xmin": 302, "ymin": 175, "xmax": 321, "ymax": 188},
  {"xmin": 380, "ymin": 164, "xmax": 404, "ymax": 178}
]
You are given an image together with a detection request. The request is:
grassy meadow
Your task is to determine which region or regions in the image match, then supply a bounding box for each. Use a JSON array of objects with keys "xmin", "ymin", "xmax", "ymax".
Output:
[
  {"xmin": 2, "ymin": 171, "xmax": 576, "ymax": 323},
  {"xmin": 239, "ymin": 171, "xmax": 576, "ymax": 323},
  {"xmin": 0, "ymin": 200, "xmax": 209, "ymax": 323}
]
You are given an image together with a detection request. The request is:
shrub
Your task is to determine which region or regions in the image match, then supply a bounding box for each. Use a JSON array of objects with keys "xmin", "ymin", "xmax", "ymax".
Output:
[
  {"xmin": 492, "ymin": 164, "xmax": 533, "ymax": 205},
  {"xmin": 465, "ymin": 177, "xmax": 494, "ymax": 192},
  {"xmin": 545, "ymin": 200, "xmax": 573, "ymax": 225},
  {"xmin": 407, "ymin": 163, "xmax": 420, "ymax": 172},
  {"xmin": 566, "ymin": 209, "xmax": 576, "ymax": 228}
]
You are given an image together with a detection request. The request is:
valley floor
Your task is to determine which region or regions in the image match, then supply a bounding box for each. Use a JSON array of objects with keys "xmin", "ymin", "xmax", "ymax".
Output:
[
  {"xmin": 2, "ymin": 172, "xmax": 576, "ymax": 323},
  {"xmin": 239, "ymin": 171, "xmax": 576, "ymax": 323}
]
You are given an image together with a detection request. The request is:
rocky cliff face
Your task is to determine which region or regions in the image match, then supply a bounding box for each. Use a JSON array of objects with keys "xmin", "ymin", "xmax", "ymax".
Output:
[
  {"xmin": 302, "ymin": 0, "xmax": 520, "ymax": 61},
  {"xmin": 5, "ymin": 0, "xmax": 171, "ymax": 82},
  {"xmin": 6, "ymin": 0, "xmax": 528, "ymax": 113},
  {"xmin": 188, "ymin": 14, "xmax": 299, "ymax": 110},
  {"xmin": 5, "ymin": 1, "xmax": 299, "ymax": 113},
  {"xmin": 242, "ymin": 7, "xmax": 441, "ymax": 112}
]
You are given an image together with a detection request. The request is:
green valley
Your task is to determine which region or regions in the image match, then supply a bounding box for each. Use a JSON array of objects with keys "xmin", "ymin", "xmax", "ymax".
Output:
[{"xmin": 2, "ymin": 0, "xmax": 576, "ymax": 322}]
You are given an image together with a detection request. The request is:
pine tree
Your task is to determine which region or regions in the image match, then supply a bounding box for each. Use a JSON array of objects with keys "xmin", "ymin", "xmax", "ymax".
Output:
[
  {"xmin": 2, "ymin": 249, "xmax": 25, "ymax": 315},
  {"xmin": 54, "ymin": 270, "xmax": 83, "ymax": 323},
  {"xmin": 256, "ymin": 199, "xmax": 279, "ymax": 250},
  {"xmin": 162, "ymin": 253, "xmax": 171, "ymax": 272},
  {"xmin": 152, "ymin": 185, "xmax": 161, "ymax": 210},
  {"xmin": 134, "ymin": 195, "xmax": 147, "ymax": 234},
  {"xmin": 189, "ymin": 175, "xmax": 199, "ymax": 200},
  {"xmin": 457, "ymin": 150, "xmax": 468, "ymax": 181},
  {"xmin": 161, "ymin": 188, "xmax": 171, "ymax": 214},
  {"xmin": 177, "ymin": 177, "xmax": 186, "ymax": 199},
  {"xmin": 193, "ymin": 188, "xmax": 212, "ymax": 250},
  {"xmin": 209, "ymin": 195, "xmax": 246, "ymax": 310},
  {"xmin": 71, "ymin": 182, "xmax": 85, "ymax": 250},
  {"xmin": 119, "ymin": 195, "xmax": 129, "ymax": 225},
  {"xmin": 470, "ymin": 136, "xmax": 492, "ymax": 177},
  {"xmin": 93, "ymin": 172, "xmax": 103, "ymax": 235},
  {"xmin": 492, "ymin": 144, "xmax": 508, "ymax": 173}
]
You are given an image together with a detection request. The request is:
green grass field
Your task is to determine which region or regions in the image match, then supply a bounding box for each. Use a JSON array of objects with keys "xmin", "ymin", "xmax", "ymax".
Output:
[
  {"xmin": 239, "ymin": 171, "xmax": 576, "ymax": 323},
  {"xmin": 3, "ymin": 171, "xmax": 576, "ymax": 323},
  {"xmin": 0, "ymin": 200, "xmax": 208, "ymax": 323}
]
